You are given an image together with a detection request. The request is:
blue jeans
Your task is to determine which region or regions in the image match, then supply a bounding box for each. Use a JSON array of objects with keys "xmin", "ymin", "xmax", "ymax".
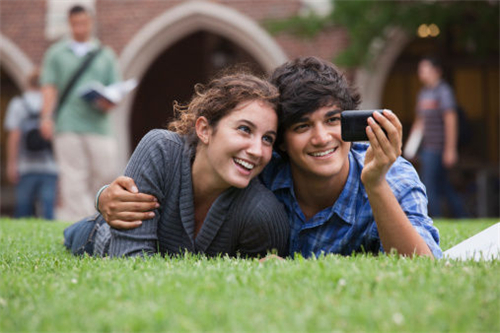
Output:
[
  {"xmin": 63, "ymin": 214, "xmax": 102, "ymax": 256},
  {"xmin": 419, "ymin": 149, "xmax": 467, "ymax": 218},
  {"xmin": 15, "ymin": 173, "xmax": 58, "ymax": 220}
]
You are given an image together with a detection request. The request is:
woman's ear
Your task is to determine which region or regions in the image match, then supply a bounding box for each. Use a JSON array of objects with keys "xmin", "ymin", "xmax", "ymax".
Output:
[{"xmin": 195, "ymin": 116, "xmax": 211, "ymax": 145}]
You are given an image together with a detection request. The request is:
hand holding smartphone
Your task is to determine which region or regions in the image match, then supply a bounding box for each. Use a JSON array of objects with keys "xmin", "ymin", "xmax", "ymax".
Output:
[{"xmin": 341, "ymin": 110, "xmax": 390, "ymax": 142}]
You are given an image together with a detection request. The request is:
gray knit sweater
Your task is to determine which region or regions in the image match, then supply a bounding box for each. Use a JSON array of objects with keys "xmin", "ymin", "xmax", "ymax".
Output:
[{"xmin": 97, "ymin": 130, "xmax": 289, "ymax": 258}]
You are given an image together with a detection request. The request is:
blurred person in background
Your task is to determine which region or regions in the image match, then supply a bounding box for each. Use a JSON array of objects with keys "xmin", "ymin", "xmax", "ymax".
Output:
[
  {"xmin": 4, "ymin": 69, "xmax": 58, "ymax": 219},
  {"xmin": 39, "ymin": 4, "xmax": 121, "ymax": 221},
  {"xmin": 408, "ymin": 56, "xmax": 467, "ymax": 218}
]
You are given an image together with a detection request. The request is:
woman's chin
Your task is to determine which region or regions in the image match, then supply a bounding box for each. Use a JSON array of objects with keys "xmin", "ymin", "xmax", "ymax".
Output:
[{"xmin": 227, "ymin": 176, "xmax": 252, "ymax": 189}]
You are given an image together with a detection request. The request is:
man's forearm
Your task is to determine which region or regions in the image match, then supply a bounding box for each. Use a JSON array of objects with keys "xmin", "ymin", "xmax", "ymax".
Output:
[
  {"xmin": 41, "ymin": 85, "xmax": 58, "ymax": 118},
  {"xmin": 7, "ymin": 130, "xmax": 20, "ymax": 168},
  {"xmin": 443, "ymin": 110, "xmax": 458, "ymax": 153},
  {"xmin": 366, "ymin": 181, "xmax": 433, "ymax": 258},
  {"xmin": 40, "ymin": 85, "xmax": 58, "ymax": 140}
]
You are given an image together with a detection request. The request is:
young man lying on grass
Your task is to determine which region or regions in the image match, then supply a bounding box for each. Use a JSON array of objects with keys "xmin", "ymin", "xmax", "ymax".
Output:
[{"xmin": 96, "ymin": 57, "xmax": 442, "ymax": 259}]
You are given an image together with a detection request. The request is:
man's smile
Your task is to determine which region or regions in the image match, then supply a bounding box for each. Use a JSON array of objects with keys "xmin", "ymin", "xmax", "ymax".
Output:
[{"xmin": 308, "ymin": 147, "xmax": 338, "ymax": 158}]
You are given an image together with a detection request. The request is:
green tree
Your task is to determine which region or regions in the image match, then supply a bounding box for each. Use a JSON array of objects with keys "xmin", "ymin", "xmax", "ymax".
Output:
[{"xmin": 267, "ymin": 0, "xmax": 499, "ymax": 67}]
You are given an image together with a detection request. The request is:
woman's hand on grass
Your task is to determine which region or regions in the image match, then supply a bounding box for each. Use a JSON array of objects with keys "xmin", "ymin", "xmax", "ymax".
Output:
[{"xmin": 99, "ymin": 176, "xmax": 159, "ymax": 229}]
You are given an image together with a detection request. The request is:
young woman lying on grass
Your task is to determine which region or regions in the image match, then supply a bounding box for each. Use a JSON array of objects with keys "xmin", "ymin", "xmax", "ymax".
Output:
[{"xmin": 64, "ymin": 73, "xmax": 290, "ymax": 258}]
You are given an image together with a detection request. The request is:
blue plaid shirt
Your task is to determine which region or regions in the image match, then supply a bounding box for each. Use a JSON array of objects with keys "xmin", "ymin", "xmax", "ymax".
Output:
[{"xmin": 260, "ymin": 143, "xmax": 442, "ymax": 259}]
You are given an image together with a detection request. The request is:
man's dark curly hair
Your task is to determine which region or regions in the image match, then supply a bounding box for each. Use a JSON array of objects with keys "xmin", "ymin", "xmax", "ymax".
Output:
[{"xmin": 269, "ymin": 56, "xmax": 361, "ymax": 155}]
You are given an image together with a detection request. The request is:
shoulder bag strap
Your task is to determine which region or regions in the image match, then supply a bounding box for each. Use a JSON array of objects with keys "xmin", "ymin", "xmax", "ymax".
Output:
[{"xmin": 54, "ymin": 46, "xmax": 103, "ymax": 118}]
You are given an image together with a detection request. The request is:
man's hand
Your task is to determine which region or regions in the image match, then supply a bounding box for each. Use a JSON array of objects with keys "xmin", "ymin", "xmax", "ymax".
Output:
[
  {"xmin": 95, "ymin": 97, "xmax": 116, "ymax": 112},
  {"xmin": 361, "ymin": 110, "xmax": 403, "ymax": 188},
  {"xmin": 443, "ymin": 148, "xmax": 458, "ymax": 168},
  {"xmin": 361, "ymin": 110, "xmax": 433, "ymax": 258},
  {"xmin": 442, "ymin": 110, "xmax": 458, "ymax": 168},
  {"xmin": 98, "ymin": 176, "xmax": 159, "ymax": 229}
]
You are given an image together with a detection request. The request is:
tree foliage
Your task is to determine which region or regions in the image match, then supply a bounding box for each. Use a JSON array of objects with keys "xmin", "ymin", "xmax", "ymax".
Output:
[{"xmin": 266, "ymin": 1, "xmax": 499, "ymax": 67}]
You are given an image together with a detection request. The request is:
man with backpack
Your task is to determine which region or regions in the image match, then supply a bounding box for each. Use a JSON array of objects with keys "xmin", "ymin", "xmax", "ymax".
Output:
[
  {"xmin": 4, "ymin": 69, "xmax": 58, "ymax": 219},
  {"xmin": 39, "ymin": 5, "xmax": 121, "ymax": 221}
]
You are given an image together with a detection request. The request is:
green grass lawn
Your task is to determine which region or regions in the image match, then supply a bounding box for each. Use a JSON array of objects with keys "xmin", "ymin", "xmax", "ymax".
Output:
[{"xmin": 0, "ymin": 218, "xmax": 499, "ymax": 332}]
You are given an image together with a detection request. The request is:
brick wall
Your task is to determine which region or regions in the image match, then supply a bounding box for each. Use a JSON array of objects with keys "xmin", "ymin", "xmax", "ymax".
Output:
[
  {"xmin": 0, "ymin": 0, "xmax": 49, "ymax": 65},
  {"xmin": 1, "ymin": 0, "xmax": 349, "ymax": 69}
]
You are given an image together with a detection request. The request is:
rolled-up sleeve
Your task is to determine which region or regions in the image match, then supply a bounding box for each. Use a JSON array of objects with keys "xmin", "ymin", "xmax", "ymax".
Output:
[{"xmin": 399, "ymin": 184, "xmax": 443, "ymax": 259}]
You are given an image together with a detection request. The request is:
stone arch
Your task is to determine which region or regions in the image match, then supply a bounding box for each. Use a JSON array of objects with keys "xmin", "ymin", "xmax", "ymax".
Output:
[
  {"xmin": 113, "ymin": 1, "xmax": 288, "ymax": 168},
  {"xmin": 0, "ymin": 34, "xmax": 35, "ymax": 90},
  {"xmin": 355, "ymin": 28, "xmax": 411, "ymax": 109}
]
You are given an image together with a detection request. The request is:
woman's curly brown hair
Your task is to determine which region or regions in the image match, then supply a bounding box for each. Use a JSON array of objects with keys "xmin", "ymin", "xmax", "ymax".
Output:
[{"xmin": 168, "ymin": 73, "xmax": 279, "ymax": 145}]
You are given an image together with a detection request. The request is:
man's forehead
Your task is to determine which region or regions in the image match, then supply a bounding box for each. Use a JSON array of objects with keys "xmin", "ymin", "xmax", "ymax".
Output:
[{"xmin": 297, "ymin": 105, "xmax": 342, "ymax": 120}]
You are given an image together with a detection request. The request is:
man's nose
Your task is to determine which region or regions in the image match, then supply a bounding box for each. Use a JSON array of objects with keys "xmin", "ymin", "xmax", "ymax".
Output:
[{"xmin": 311, "ymin": 124, "xmax": 331, "ymax": 146}]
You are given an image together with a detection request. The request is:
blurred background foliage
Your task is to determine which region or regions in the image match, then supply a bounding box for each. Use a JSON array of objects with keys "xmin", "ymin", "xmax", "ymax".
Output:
[{"xmin": 267, "ymin": 0, "xmax": 500, "ymax": 68}]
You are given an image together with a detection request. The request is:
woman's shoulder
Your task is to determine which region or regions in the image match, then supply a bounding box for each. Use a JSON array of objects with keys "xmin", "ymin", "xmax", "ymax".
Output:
[
  {"xmin": 129, "ymin": 130, "xmax": 186, "ymax": 168},
  {"xmin": 139, "ymin": 129, "xmax": 185, "ymax": 149}
]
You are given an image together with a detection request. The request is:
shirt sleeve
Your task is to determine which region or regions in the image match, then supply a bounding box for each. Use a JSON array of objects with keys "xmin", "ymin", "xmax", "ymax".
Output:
[
  {"xmin": 398, "ymin": 185, "xmax": 443, "ymax": 258},
  {"xmin": 381, "ymin": 158, "xmax": 443, "ymax": 258},
  {"xmin": 439, "ymin": 84, "xmax": 457, "ymax": 112},
  {"xmin": 108, "ymin": 130, "xmax": 179, "ymax": 257},
  {"xmin": 40, "ymin": 45, "xmax": 59, "ymax": 86},
  {"xmin": 4, "ymin": 97, "xmax": 25, "ymax": 130},
  {"xmin": 102, "ymin": 47, "xmax": 121, "ymax": 86}
]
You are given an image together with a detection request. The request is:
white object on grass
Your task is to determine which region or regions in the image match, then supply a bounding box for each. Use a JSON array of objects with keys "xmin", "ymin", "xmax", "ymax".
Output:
[{"xmin": 443, "ymin": 222, "xmax": 500, "ymax": 261}]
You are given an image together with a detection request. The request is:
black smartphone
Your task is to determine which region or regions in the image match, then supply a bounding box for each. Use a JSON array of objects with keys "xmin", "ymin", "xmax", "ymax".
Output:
[{"xmin": 341, "ymin": 110, "xmax": 389, "ymax": 142}]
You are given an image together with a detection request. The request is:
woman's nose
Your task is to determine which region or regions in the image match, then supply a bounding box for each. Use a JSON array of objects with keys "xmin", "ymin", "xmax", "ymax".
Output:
[{"xmin": 246, "ymin": 137, "xmax": 263, "ymax": 158}]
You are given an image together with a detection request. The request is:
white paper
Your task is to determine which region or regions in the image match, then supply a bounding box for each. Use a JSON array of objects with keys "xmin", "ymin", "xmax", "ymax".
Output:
[
  {"xmin": 443, "ymin": 222, "xmax": 500, "ymax": 261},
  {"xmin": 403, "ymin": 127, "xmax": 423, "ymax": 160}
]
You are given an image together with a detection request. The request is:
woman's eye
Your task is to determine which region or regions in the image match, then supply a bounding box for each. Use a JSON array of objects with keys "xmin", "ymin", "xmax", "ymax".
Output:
[
  {"xmin": 262, "ymin": 135, "xmax": 275, "ymax": 145},
  {"xmin": 237, "ymin": 125, "xmax": 251, "ymax": 134}
]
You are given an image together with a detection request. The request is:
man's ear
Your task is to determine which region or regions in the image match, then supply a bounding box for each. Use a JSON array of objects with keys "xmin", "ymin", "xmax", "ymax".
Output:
[{"xmin": 195, "ymin": 116, "xmax": 211, "ymax": 144}]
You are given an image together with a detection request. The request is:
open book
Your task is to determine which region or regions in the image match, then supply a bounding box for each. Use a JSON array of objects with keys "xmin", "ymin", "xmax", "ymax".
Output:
[{"xmin": 80, "ymin": 79, "xmax": 138, "ymax": 106}]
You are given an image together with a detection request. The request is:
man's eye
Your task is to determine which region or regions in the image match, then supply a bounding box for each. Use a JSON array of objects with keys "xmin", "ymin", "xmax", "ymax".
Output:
[
  {"xmin": 237, "ymin": 125, "xmax": 251, "ymax": 134},
  {"xmin": 327, "ymin": 117, "xmax": 340, "ymax": 124},
  {"xmin": 262, "ymin": 135, "xmax": 275, "ymax": 145},
  {"xmin": 293, "ymin": 123, "xmax": 309, "ymax": 132}
]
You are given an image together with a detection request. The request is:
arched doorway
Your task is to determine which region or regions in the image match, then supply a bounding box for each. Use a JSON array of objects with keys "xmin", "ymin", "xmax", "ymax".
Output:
[
  {"xmin": 0, "ymin": 67, "xmax": 23, "ymax": 215},
  {"xmin": 0, "ymin": 34, "xmax": 34, "ymax": 215},
  {"xmin": 130, "ymin": 31, "xmax": 266, "ymax": 149},
  {"xmin": 114, "ymin": 1, "xmax": 288, "ymax": 169}
]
